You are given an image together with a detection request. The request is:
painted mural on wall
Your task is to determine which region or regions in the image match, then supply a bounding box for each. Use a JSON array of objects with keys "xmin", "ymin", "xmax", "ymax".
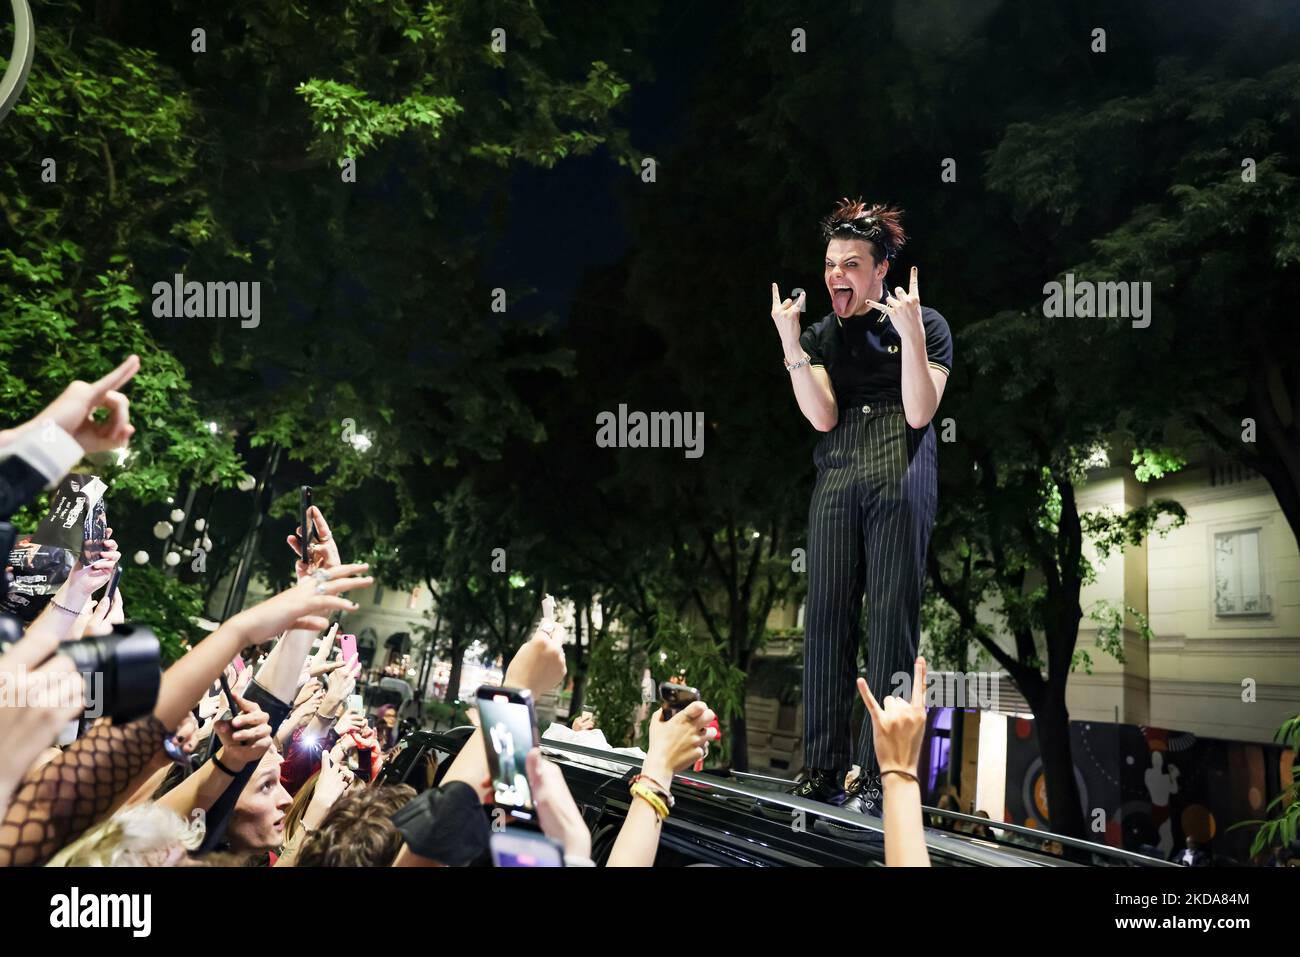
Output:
[{"xmin": 1002, "ymin": 717, "xmax": 1286, "ymax": 863}]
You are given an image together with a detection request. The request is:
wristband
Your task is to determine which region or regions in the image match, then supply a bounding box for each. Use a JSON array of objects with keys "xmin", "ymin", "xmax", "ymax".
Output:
[
  {"xmin": 48, "ymin": 599, "xmax": 81, "ymax": 616},
  {"xmin": 211, "ymin": 754, "xmax": 242, "ymax": 778},
  {"xmin": 630, "ymin": 781, "xmax": 670, "ymax": 821},
  {"xmin": 631, "ymin": 773, "xmax": 675, "ymax": 810},
  {"xmin": 783, "ymin": 353, "xmax": 812, "ymax": 372}
]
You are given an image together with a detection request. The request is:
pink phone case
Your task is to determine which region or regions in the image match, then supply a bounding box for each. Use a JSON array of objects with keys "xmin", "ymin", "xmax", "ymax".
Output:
[
  {"xmin": 340, "ymin": 634, "xmax": 357, "ymax": 663},
  {"xmin": 231, "ymin": 655, "xmax": 245, "ymax": 674}
]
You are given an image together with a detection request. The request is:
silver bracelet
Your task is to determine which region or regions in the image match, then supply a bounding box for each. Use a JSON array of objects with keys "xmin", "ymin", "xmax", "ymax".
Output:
[{"xmin": 784, "ymin": 354, "xmax": 812, "ymax": 372}]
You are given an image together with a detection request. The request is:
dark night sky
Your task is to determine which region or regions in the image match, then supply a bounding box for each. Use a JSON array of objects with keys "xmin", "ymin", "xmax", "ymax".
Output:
[{"xmin": 482, "ymin": 6, "xmax": 723, "ymax": 327}]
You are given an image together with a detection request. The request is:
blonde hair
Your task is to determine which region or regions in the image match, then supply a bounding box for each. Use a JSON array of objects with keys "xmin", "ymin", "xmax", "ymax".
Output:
[
  {"xmin": 282, "ymin": 769, "xmax": 320, "ymax": 845},
  {"xmin": 46, "ymin": 804, "xmax": 205, "ymax": 867}
]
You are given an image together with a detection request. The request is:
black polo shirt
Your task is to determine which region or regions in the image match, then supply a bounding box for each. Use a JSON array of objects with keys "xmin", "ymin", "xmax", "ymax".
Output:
[{"xmin": 798, "ymin": 305, "xmax": 953, "ymax": 406}]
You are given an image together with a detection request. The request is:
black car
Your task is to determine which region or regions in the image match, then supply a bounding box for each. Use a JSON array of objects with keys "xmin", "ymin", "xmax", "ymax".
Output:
[{"xmin": 380, "ymin": 729, "xmax": 1173, "ymax": 867}]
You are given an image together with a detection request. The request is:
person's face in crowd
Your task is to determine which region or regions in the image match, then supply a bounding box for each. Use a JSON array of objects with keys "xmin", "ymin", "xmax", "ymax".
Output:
[{"xmin": 230, "ymin": 748, "xmax": 292, "ymax": 850}]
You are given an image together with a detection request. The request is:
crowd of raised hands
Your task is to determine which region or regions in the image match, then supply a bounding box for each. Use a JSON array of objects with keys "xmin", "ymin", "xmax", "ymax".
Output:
[
  {"xmin": 0, "ymin": 355, "xmax": 936, "ymax": 868},
  {"xmin": 0, "ymin": 355, "xmax": 728, "ymax": 868}
]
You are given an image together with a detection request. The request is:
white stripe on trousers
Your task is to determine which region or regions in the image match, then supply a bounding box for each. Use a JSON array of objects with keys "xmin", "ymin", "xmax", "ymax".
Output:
[{"xmin": 802, "ymin": 401, "xmax": 938, "ymax": 775}]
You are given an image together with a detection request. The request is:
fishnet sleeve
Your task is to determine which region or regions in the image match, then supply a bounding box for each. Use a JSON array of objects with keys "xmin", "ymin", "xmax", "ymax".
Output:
[{"xmin": 0, "ymin": 714, "xmax": 165, "ymax": 867}]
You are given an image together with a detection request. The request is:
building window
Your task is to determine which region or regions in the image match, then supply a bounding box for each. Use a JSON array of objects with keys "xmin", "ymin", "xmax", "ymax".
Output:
[{"xmin": 1213, "ymin": 528, "xmax": 1271, "ymax": 616}]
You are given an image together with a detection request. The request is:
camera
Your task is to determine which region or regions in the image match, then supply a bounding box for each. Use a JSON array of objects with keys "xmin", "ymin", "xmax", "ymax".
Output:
[{"xmin": 0, "ymin": 619, "xmax": 161, "ymax": 724}]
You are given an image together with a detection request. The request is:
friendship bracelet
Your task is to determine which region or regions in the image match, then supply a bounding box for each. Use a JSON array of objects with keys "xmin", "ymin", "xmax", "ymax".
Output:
[
  {"xmin": 630, "ymin": 781, "xmax": 670, "ymax": 821},
  {"xmin": 48, "ymin": 599, "xmax": 81, "ymax": 616},
  {"xmin": 880, "ymin": 769, "xmax": 918, "ymax": 784},
  {"xmin": 631, "ymin": 773, "xmax": 674, "ymax": 810}
]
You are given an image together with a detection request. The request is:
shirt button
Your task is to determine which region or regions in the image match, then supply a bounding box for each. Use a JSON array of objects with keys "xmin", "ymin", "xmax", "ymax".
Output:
[{"xmin": 862, "ymin": 404, "xmax": 871, "ymax": 414}]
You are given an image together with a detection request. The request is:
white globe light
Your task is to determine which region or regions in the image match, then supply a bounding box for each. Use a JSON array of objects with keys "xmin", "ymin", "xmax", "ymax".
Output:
[
  {"xmin": 133, "ymin": 550, "xmax": 150, "ymax": 565},
  {"xmin": 153, "ymin": 521, "xmax": 174, "ymax": 539},
  {"xmin": 193, "ymin": 518, "xmax": 206, "ymax": 532},
  {"xmin": 170, "ymin": 508, "xmax": 185, "ymax": 523},
  {"xmin": 164, "ymin": 551, "xmax": 180, "ymax": 567},
  {"xmin": 236, "ymin": 475, "xmax": 257, "ymax": 492},
  {"xmin": 351, "ymin": 433, "xmax": 373, "ymax": 453}
]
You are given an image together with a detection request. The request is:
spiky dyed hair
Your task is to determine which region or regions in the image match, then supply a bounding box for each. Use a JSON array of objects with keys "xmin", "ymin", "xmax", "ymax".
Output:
[{"xmin": 819, "ymin": 197, "xmax": 907, "ymax": 262}]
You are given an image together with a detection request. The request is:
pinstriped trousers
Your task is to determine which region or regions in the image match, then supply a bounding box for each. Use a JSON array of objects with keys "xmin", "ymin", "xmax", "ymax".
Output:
[{"xmin": 803, "ymin": 399, "xmax": 938, "ymax": 776}]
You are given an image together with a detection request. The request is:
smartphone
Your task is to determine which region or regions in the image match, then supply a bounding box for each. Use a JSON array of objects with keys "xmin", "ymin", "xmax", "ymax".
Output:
[
  {"xmin": 213, "ymin": 672, "xmax": 237, "ymax": 726},
  {"xmin": 298, "ymin": 485, "xmax": 313, "ymax": 566},
  {"xmin": 490, "ymin": 829, "xmax": 564, "ymax": 867},
  {"xmin": 659, "ymin": 681, "xmax": 700, "ymax": 719},
  {"xmin": 104, "ymin": 566, "xmax": 122, "ymax": 603},
  {"xmin": 346, "ymin": 693, "xmax": 363, "ymax": 713},
  {"xmin": 339, "ymin": 633, "xmax": 358, "ymax": 664},
  {"xmin": 476, "ymin": 685, "xmax": 538, "ymax": 814},
  {"xmin": 231, "ymin": 654, "xmax": 245, "ymax": 675},
  {"xmin": 356, "ymin": 746, "xmax": 373, "ymax": 782}
]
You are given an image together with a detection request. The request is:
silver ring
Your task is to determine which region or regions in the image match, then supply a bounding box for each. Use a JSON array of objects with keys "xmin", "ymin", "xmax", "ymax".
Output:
[
  {"xmin": 312, "ymin": 568, "xmax": 329, "ymax": 582},
  {"xmin": 314, "ymin": 583, "xmax": 327, "ymax": 595}
]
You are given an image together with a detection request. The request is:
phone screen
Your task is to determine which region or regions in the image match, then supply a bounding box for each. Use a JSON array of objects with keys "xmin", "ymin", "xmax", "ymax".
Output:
[
  {"xmin": 490, "ymin": 829, "xmax": 564, "ymax": 868},
  {"xmin": 477, "ymin": 687, "xmax": 537, "ymax": 811}
]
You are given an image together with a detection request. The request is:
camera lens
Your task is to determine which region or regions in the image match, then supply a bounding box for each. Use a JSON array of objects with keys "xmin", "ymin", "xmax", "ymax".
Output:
[{"xmin": 61, "ymin": 623, "xmax": 161, "ymax": 723}]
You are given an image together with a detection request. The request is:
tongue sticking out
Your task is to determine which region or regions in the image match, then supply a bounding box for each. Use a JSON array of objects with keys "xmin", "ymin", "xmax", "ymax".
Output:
[{"xmin": 833, "ymin": 289, "xmax": 853, "ymax": 314}]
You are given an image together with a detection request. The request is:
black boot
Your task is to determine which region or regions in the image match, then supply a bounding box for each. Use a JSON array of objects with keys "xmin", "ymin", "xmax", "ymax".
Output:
[
  {"xmin": 792, "ymin": 767, "xmax": 847, "ymax": 805},
  {"xmin": 841, "ymin": 770, "xmax": 883, "ymax": 816}
]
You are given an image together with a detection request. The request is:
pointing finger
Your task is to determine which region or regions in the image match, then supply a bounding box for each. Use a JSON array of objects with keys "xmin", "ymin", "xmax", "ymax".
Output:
[
  {"xmin": 89, "ymin": 355, "xmax": 140, "ymax": 397},
  {"xmin": 911, "ymin": 655, "xmax": 928, "ymax": 711},
  {"xmin": 856, "ymin": 676, "xmax": 882, "ymax": 727}
]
